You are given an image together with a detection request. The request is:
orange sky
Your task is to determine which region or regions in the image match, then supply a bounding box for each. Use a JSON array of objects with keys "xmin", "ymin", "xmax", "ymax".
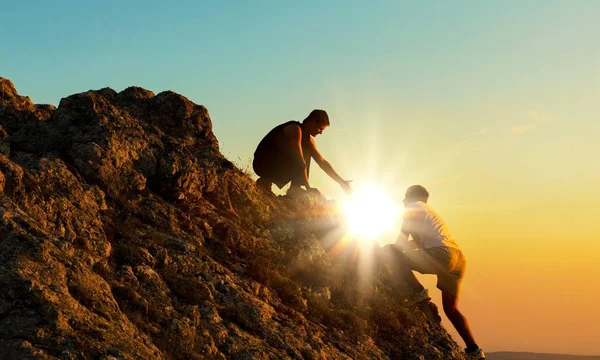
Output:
[{"xmin": 429, "ymin": 193, "xmax": 600, "ymax": 355}]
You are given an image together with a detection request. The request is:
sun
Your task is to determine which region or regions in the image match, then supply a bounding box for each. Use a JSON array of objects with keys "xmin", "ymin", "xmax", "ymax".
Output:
[{"xmin": 341, "ymin": 185, "xmax": 401, "ymax": 241}]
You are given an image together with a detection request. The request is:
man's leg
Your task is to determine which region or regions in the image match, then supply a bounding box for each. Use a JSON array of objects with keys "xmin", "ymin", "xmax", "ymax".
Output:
[
  {"xmin": 287, "ymin": 156, "xmax": 312, "ymax": 196},
  {"xmin": 256, "ymin": 177, "xmax": 273, "ymax": 193},
  {"xmin": 288, "ymin": 178, "xmax": 304, "ymax": 193},
  {"xmin": 253, "ymin": 153, "xmax": 292, "ymax": 192},
  {"xmin": 441, "ymin": 291, "xmax": 477, "ymax": 348},
  {"xmin": 286, "ymin": 164, "xmax": 305, "ymax": 196},
  {"xmin": 382, "ymin": 246, "xmax": 426, "ymax": 294},
  {"xmin": 253, "ymin": 155, "xmax": 274, "ymax": 193},
  {"xmin": 396, "ymin": 252, "xmax": 426, "ymax": 293}
]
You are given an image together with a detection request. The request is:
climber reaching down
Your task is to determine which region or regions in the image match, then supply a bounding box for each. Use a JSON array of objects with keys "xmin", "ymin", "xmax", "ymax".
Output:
[{"xmin": 252, "ymin": 109, "xmax": 352, "ymax": 197}]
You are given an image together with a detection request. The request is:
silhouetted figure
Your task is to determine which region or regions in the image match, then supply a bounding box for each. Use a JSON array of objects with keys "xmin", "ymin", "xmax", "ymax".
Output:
[
  {"xmin": 253, "ymin": 110, "xmax": 352, "ymax": 197},
  {"xmin": 382, "ymin": 185, "xmax": 485, "ymax": 360}
]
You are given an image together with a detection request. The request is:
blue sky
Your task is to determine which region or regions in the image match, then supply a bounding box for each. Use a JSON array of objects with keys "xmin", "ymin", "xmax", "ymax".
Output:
[
  {"xmin": 2, "ymin": 1, "xmax": 600, "ymax": 354},
  {"xmin": 3, "ymin": 2, "xmax": 598, "ymax": 179}
]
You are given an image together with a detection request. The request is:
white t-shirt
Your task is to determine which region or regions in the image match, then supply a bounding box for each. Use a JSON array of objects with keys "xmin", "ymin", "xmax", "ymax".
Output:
[{"xmin": 400, "ymin": 201, "xmax": 460, "ymax": 250}]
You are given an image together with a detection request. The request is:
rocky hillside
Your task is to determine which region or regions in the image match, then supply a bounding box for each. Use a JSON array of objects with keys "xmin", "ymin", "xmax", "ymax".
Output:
[{"xmin": 0, "ymin": 78, "xmax": 465, "ymax": 359}]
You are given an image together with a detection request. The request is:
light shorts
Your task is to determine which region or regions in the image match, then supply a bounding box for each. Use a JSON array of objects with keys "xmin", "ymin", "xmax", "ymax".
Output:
[{"xmin": 403, "ymin": 246, "xmax": 467, "ymax": 297}]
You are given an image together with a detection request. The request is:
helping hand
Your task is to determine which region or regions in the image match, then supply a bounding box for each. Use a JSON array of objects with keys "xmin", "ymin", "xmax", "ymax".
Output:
[{"xmin": 340, "ymin": 180, "xmax": 353, "ymax": 195}]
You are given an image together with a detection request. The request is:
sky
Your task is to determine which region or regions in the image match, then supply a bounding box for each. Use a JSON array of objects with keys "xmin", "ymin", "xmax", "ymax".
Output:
[{"xmin": 2, "ymin": 0, "xmax": 599, "ymax": 355}]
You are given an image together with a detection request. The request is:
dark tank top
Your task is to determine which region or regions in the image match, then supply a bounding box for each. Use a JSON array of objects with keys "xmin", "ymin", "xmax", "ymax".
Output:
[{"xmin": 254, "ymin": 121, "xmax": 312, "ymax": 162}]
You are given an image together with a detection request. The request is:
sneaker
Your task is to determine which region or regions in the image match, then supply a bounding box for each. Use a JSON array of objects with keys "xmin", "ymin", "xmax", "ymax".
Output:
[
  {"xmin": 405, "ymin": 288, "xmax": 430, "ymax": 306},
  {"xmin": 256, "ymin": 177, "xmax": 273, "ymax": 194},
  {"xmin": 465, "ymin": 347, "xmax": 486, "ymax": 359}
]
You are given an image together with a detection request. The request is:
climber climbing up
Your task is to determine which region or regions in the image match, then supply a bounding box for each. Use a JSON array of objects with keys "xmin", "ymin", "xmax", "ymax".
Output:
[
  {"xmin": 252, "ymin": 109, "xmax": 352, "ymax": 197},
  {"xmin": 381, "ymin": 185, "xmax": 486, "ymax": 360}
]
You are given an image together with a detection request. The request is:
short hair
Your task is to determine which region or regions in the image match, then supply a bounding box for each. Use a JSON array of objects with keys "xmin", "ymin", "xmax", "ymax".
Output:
[
  {"xmin": 406, "ymin": 185, "xmax": 429, "ymax": 202},
  {"xmin": 305, "ymin": 109, "xmax": 330, "ymax": 126}
]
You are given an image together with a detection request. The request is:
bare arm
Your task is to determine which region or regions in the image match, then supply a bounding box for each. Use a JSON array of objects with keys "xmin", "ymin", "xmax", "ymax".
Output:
[
  {"xmin": 283, "ymin": 124, "xmax": 310, "ymax": 187},
  {"xmin": 395, "ymin": 230, "xmax": 419, "ymax": 251},
  {"xmin": 396, "ymin": 207, "xmax": 420, "ymax": 250},
  {"xmin": 308, "ymin": 137, "xmax": 352, "ymax": 194}
]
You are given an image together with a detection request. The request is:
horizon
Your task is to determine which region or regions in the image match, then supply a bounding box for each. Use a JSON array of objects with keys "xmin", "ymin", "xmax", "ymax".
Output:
[{"xmin": 2, "ymin": 1, "xmax": 599, "ymax": 356}]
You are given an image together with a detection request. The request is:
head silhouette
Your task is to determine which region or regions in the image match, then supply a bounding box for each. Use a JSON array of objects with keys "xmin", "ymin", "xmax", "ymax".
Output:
[
  {"xmin": 404, "ymin": 185, "xmax": 429, "ymax": 205},
  {"xmin": 302, "ymin": 109, "xmax": 330, "ymax": 137}
]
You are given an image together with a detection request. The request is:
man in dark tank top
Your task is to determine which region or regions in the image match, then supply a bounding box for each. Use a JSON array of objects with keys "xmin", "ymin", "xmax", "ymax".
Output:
[{"xmin": 253, "ymin": 109, "xmax": 352, "ymax": 197}]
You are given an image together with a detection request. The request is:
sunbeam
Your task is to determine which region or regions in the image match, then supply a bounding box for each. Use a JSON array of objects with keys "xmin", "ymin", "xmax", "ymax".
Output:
[{"xmin": 341, "ymin": 185, "xmax": 401, "ymax": 241}]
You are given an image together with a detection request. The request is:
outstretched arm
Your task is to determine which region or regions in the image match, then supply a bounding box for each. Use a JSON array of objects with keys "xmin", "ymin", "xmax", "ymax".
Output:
[{"xmin": 309, "ymin": 137, "xmax": 352, "ymax": 194}]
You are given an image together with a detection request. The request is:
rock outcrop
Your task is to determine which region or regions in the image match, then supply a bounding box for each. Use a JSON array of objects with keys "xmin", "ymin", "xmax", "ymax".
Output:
[{"xmin": 0, "ymin": 77, "xmax": 465, "ymax": 359}]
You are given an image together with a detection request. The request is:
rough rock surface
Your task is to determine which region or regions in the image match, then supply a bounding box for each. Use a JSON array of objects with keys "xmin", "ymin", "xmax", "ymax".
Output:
[{"xmin": 0, "ymin": 77, "xmax": 466, "ymax": 359}]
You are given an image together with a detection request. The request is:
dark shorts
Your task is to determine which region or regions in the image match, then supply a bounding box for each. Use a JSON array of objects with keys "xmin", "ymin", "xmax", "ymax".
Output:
[{"xmin": 253, "ymin": 151, "xmax": 310, "ymax": 189}]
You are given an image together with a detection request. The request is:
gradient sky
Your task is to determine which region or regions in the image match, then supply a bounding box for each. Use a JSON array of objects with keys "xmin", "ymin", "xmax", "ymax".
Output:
[{"xmin": 2, "ymin": 1, "xmax": 599, "ymax": 355}]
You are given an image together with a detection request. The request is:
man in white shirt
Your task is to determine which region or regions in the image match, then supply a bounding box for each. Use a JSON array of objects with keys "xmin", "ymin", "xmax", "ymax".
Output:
[{"xmin": 382, "ymin": 185, "xmax": 485, "ymax": 360}]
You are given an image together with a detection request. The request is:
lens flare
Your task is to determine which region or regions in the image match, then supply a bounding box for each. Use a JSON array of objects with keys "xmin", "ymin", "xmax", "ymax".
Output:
[{"xmin": 342, "ymin": 185, "xmax": 401, "ymax": 241}]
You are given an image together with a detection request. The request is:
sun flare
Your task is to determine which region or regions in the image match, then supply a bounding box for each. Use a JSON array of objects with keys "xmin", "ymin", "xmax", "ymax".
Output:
[{"xmin": 341, "ymin": 185, "xmax": 401, "ymax": 241}]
